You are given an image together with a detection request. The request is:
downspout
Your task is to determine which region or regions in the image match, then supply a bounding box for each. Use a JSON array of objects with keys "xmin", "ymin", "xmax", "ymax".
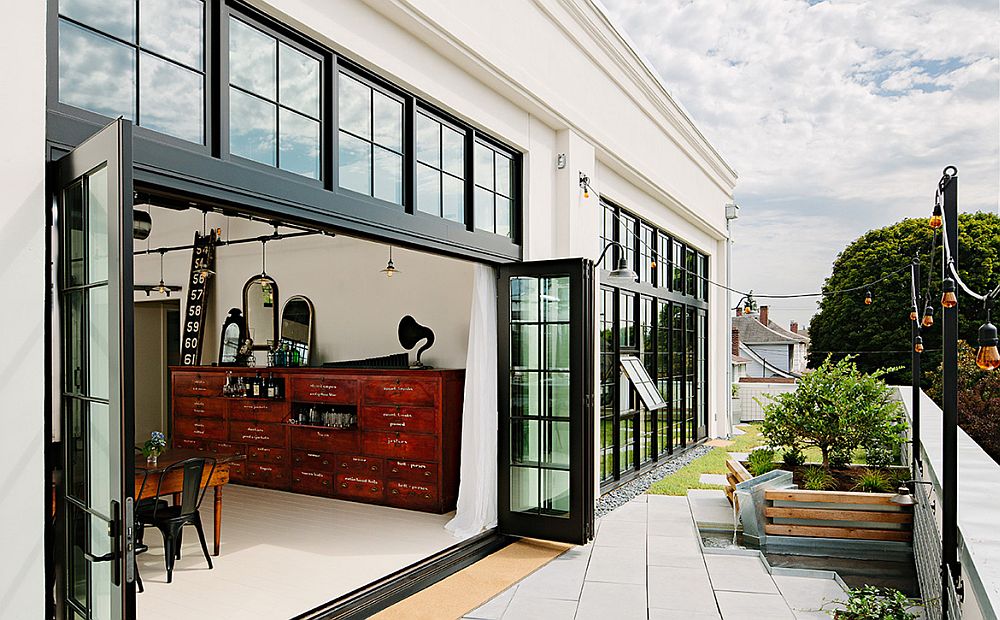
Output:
[{"xmin": 724, "ymin": 202, "xmax": 739, "ymax": 438}]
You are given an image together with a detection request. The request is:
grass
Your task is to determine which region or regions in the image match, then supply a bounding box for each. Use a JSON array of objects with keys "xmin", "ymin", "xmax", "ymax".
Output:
[{"xmin": 647, "ymin": 424, "xmax": 766, "ymax": 495}]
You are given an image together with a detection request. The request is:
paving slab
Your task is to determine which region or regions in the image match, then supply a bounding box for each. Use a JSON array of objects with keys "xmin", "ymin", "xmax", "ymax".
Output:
[
  {"xmin": 647, "ymin": 564, "xmax": 716, "ymax": 612},
  {"xmin": 500, "ymin": 592, "xmax": 578, "ymax": 620},
  {"xmin": 699, "ymin": 473, "xmax": 729, "ymax": 485},
  {"xmin": 463, "ymin": 586, "xmax": 516, "ymax": 619},
  {"xmin": 575, "ymin": 581, "xmax": 647, "ymax": 620},
  {"xmin": 772, "ymin": 574, "xmax": 845, "ymax": 613},
  {"xmin": 584, "ymin": 544, "xmax": 646, "ymax": 584},
  {"xmin": 603, "ymin": 499, "xmax": 648, "ymax": 523},
  {"xmin": 689, "ymin": 489, "xmax": 738, "ymax": 528},
  {"xmin": 715, "ymin": 591, "xmax": 795, "ymax": 620},
  {"xmin": 513, "ymin": 552, "xmax": 589, "ymax": 601},
  {"xmin": 647, "ymin": 533, "xmax": 702, "ymax": 565},
  {"xmin": 728, "ymin": 451, "xmax": 749, "ymax": 461},
  {"xmin": 650, "ymin": 610, "xmax": 722, "ymax": 620},
  {"xmin": 705, "ymin": 554, "xmax": 779, "ymax": 594},
  {"xmin": 594, "ymin": 517, "xmax": 647, "ymax": 548}
]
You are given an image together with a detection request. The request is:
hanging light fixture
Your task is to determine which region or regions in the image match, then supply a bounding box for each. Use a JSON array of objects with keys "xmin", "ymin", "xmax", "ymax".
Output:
[
  {"xmin": 929, "ymin": 195, "xmax": 943, "ymax": 230},
  {"xmin": 155, "ymin": 251, "xmax": 170, "ymax": 296},
  {"xmin": 195, "ymin": 211, "xmax": 216, "ymax": 279},
  {"xmin": 381, "ymin": 246, "xmax": 400, "ymax": 278},
  {"xmin": 579, "ymin": 172, "xmax": 591, "ymax": 199},
  {"xmin": 914, "ymin": 336, "xmax": 924, "ymax": 353},
  {"xmin": 976, "ymin": 320, "xmax": 1000, "ymax": 371},
  {"xmin": 940, "ymin": 278, "xmax": 958, "ymax": 308},
  {"xmin": 922, "ymin": 305, "xmax": 935, "ymax": 328},
  {"xmin": 606, "ymin": 256, "xmax": 638, "ymax": 284},
  {"xmin": 909, "ymin": 305, "xmax": 919, "ymax": 322},
  {"xmin": 864, "ymin": 290, "xmax": 873, "ymax": 305}
]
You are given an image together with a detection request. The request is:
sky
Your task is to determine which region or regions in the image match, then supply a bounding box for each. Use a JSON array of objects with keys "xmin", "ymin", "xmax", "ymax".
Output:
[{"xmin": 600, "ymin": 0, "xmax": 1000, "ymax": 330}]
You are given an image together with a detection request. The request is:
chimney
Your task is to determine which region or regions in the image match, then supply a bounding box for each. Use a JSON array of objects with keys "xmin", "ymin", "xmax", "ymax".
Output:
[
  {"xmin": 758, "ymin": 305, "xmax": 769, "ymax": 326},
  {"xmin": 732, "ymin": 327, "xmax": 740, "ymax": 358},
  {"xmin": 790, "ymin": 321, "xmax": 798, "ymax": 334}
]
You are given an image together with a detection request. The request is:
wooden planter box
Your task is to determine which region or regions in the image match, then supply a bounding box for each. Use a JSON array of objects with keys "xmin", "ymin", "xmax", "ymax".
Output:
[{"xmin": 762, "ymin": 488, "xmax": 912, "ymax": 542}]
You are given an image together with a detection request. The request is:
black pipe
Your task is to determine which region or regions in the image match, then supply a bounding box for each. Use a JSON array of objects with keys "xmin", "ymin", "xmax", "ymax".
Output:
[
  {"xmin": 941, "ymin": 169, "xmax": 959, "ymax": 617},
  {"xmin": 911, "ymin": 257, "xmax": 921, "ymax": 476},
  {"xmin": 134, "ymin": 230, "xmax": 320, "ymax": 256}
]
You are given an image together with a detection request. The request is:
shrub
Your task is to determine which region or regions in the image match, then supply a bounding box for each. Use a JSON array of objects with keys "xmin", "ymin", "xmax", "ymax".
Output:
[
  {"xmin": 746, "ymin": 448, "xmax": 776, "ymax": 476},
  {"xmin": 801, "ymin": 466, "xmax": 837, "ymax": 491},
  {"xmin": 853, "ymin": 469, "xmax": 890, "ymax": 493},
  {"xmin": 864, "ymin": 442, "xmax": 897, "ymax": 469},
  {"xmin": 830, "ymin": 585, "xmax": 919, "ymax": 619},
  {"xmin": 760, "ymin": 355, "xmax": 907, "ymax": 469},
  {"xmin": 829, "ymin": 448, "xmax": 852, "ymax": 470},
  {"xmin": 782, "ymin": 447, "xmax": 806, "ymax": 468}
]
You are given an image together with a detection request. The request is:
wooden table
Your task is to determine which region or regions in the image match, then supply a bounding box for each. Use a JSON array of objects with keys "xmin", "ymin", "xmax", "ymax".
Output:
[{"xmin": 135, "ymin": 448, "xmax": 245, "ymax": 556}]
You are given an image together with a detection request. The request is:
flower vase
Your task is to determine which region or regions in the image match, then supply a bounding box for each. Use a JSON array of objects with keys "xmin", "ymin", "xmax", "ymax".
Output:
[{"xmin": 147, "ymin": 453, "xmax": 158, "ymax": 467}]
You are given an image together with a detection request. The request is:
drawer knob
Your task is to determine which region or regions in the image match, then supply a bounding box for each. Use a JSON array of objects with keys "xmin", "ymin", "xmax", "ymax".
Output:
[
  {"xmin": 294, "ymin": 478, "xmax": 300, "ymax": 483},
  {"xmin": 424, "ymin": 471, "xmax": 431, "ymax": 477},
  {"xmin": 323, "ymin": 460, "xmax": 330, "ymax": 466},
  {"xmin": 371, "ymin": 465, "xmax": 377, "ymax": 471},
  {"xmin": 324, "ymin": 481, "xmax": 330, "ymax": 486},
  {"xmin": 370, "ymin": 487, "xmax": 378, "ymax": 493},
  {"xmin": 341, "ymin": 483, "xmax": 347, "ymax": 488},
  {"xmin": 391, "ymin": 489, "xmax": 399, "ymax": 495},
  {"xmin": 391, "ymin": 468, "xmax": 398, "ymax": 474},
  {"xmin": 341, "ymin": 463, "xmax": 347, "ymax": 468}
]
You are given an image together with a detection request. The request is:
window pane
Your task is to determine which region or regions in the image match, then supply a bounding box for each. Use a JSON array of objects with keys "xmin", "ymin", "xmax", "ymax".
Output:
[
  {"xmin": 60, "ymin": 0, "xmax": 135, "ymax": 42},
  {"xmin": 442, "ymin": 174, "xmax": 465, "ymax": 223},
  {"xmin": 416, "ymin": 163, "xmax": 440, "ymax": 216},
  {"xmin": 139, "ymin": 0, "xmax": 203, "ymax": 69},
  {"xmin": 496, "ymin": 153, "xmax": 512, "ymax": 197},
  {"xmin": 474, "ymin": 142, "xmax": 493, "ymax": 190},
  {"xmin": 139, "ymin": 52, "xmax": 203, "ymax": 143},
  {"xmin": 496, "ymin": 196, "xmax": 511, "ymax": 238},
  {"xmin": 474, "ymin": 186, "xmax": 494, "ymax": 233},
  {"xmin": 442, "ymin": 126, "xmax": 465, "ymax": 178},
  {"xmin": 373, "ymin": 146, "xmax": 403, "ymax": 205},
  {"xmin": 229, "ymin": 18, "xmax": 275, "ymax": 99},
  {"xmin": 373, "ymin": 92, "xmax": 403, "ymax": 153},
  {"xmin": 59, "ymin": 21, "xmax": 135, "ymax": 120},
  {"xmin": 229, "ymin": 88, "xmax": 275, "ymax": 166},
  {"xmin": 338, "ymin": 73, "xmax": 371, "ymax": 139},
  {"xmin": 415, "ymin": 113, "xmax": 440, "ymax": 167},
  {"xmin": 338, "ymin": 131, "xmax": 371, "ymax": 195},
  {"xmin": 278, "ymin": 108, "xmax": 320, "ymax": 179},
  {"xmin": 88, "ymin": 287, "xmax": 109, "ymax": 400},
  {"xmin": 279, "ymin": 42, "xmax": 320, "ymax": 118}
]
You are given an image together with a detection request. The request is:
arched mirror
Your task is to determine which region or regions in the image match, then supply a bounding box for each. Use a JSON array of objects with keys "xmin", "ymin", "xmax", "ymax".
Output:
[
  {"xmin": 280, "ymin": 296, "xmax": 314, "ymax": 366},
  {"xmin": 243, "ymin": 275, "xmax": 279, "ymax": 350},
  {"xmin": 218, "ymin": 308, "xmax": 247, "ymax": 365}
]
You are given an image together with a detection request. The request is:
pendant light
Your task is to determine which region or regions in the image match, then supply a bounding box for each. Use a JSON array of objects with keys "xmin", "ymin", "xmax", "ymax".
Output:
[
  {"xmin": 929, "ymin": 195, "xmax": 943, "ymax": 230},
  {"xmin": 864, "ymin": 290, "xmax": 873, "ymax": 305},
  {"xmin": 940, "ymin": 278, "xmax": 958, "ymax": 308},
  {"xmin": 913, "ymin": 336, "xmax": 924, "ymax": 353},
  {"xmin": 381, "ymin": 246, "xmax": 400, "ymax": 278},
  {"xmin": 253, "ymin": 239, "xmax": 274, "ymax": 305},
  {"xmin": 909, "ymin": 306, "xmax": 918, "ymax": 322},
  {"xmin": 921, "ymin": 305, "xmax": 934, "ymax": 328},
  {"xmin": 155, "ymin": 250, "xmax": 170, "ymax": 296},
  {"xmin": 605, "ymin": 257, "xmax": 637, "ymax": 285},
  {"xmin": 976, "ymin": 316, "xmax": 1000, "ymax": 371}
]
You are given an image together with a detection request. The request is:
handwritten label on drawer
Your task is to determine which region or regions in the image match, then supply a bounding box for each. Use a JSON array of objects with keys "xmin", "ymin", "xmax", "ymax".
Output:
[{"xmin": 344, "ymin": 476, "xmax": 378, "ymax": 486}]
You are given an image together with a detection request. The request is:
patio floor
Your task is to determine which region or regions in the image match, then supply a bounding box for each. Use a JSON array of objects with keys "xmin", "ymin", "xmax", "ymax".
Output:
[{"xmin": 463, "ymin": 492, "xmax": 847, "ymax": 620}]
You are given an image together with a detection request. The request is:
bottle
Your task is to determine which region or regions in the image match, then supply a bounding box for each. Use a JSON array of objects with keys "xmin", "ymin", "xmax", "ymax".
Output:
[
  {"xmin": 252, "ymin": 372, "xmax": 261, "ymax": 397},
  {"xmin": 267, "ymin": 373, "xmax": 277, "ymax": 398},
  {"xmin": 290, "ymin": 346, "xmax": 301, "ymax": 367}
]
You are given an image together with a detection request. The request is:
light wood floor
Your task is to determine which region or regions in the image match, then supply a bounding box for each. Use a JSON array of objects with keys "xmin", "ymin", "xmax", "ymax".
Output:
[{"xmin": 136, "ymin": 484, "xmax": 462, "ymax": 619}]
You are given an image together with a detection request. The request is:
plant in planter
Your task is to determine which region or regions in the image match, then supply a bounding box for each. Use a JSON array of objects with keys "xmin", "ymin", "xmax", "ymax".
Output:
[
  {"xmin": 828, "ymin": 585, "xmax": 920, "ymax": 619},
  {"xmin": 760, "ymin": 355, "xmax": 906, "ymax": 469},
  {"xmin": 801, "ymin": 465, "xmax": 837, "ymax": 490},
  {"xmin": 746, "ymin": 448, "xmax": 776, "ymax": 476},
  {"xmin": 782, "ymin": 446, "xmax": 806, "ymax": 468},
  {"xmin": 853, "ymin": 469, "xmax": 890, "ymax": 493}
]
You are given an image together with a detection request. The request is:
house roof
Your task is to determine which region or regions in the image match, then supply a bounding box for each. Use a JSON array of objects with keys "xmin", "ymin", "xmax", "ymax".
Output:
[
  {"xmin": 734, "ymin": 315, "xmax": 810, "ymax": 346},
  {"xmin": 732, "ymin": 354, "xmax": 750, "ymax": 365}
]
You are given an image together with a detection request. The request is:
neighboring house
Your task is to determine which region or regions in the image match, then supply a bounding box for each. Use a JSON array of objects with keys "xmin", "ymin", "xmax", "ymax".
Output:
[{"xmin": 733, "ymin": 306, "xmax": 810, "ymax": 378}]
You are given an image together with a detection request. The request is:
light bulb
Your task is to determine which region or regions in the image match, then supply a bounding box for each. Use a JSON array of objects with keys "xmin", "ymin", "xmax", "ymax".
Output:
[
  {"xmin": 914, "ymin": 337, "xmax": 924, "ymax": 353},
  {"xmin": 909, "ymin": 306, "xmax": 918, "ymax": 322},
  {"xmin": 941, "ymin": 279, "xmax": 957, "ymax": 309},
  {"xmin": 922, "ymin": 306, "xmax": 934, "ymax": 328},
  {"xmin": 929, "ymin": 214, "xmax": 942, "ymax": 229},
  {"xmin": 743, "ymin": 305, "xmax": 752, "ymax": 315},
  {"xmin": 583, "ymin": 189, "xmax": 589, "ymax": 198},
  {"xmin": 864, "ymin": 290, "xmax": 873, "ymax": 305},
  {"xmin": 976, "ymin": 322, "xmax": 1000, "ymax": 371}
]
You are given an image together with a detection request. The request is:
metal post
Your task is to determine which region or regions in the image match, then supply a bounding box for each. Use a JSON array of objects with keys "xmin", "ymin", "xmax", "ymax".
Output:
[
  {"xmin": 941, "ymin": 170, "xmax": 959, "ymax": 617},
  {"xmin": 911, "ymin": 258, "xmax": 921, "ymax": 475}
]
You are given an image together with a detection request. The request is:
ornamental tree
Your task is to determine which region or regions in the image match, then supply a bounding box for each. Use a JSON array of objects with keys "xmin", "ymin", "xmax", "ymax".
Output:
[{"xmin": 760, "ymin": 355, "xmax": 907, "ymax": 469}]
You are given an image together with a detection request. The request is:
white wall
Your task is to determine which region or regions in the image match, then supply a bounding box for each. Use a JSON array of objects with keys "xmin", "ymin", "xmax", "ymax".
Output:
[{"xmin": 0, "ymin": 2, "xmax": 45, "ymax": 617}]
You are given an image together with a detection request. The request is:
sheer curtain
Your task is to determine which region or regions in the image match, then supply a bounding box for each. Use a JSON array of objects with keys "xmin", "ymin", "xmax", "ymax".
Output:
[{"xmin": 445, "ymin": 263, "xmax": 498, "ymax": 539}]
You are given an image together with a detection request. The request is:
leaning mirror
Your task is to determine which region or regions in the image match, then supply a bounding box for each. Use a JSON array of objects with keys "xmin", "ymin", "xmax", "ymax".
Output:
[
  {"xmin": 280, "ymin": 295, "xmax": 314, "ymax": 366},
  {"xmin": 243, "ymin": 274, "xmax": 279, "ymax": 351},
  {"xmin": 218, "ymin": 308, "xmax": 248, "ymax": 365}
]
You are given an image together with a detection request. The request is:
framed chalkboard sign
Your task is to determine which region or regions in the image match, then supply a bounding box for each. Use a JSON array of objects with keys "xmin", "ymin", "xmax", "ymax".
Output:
[
  {"xmin": 619, "ymin": 355, "xmax": 667, "ymax": 411},
  {"xmin": 180, "ymin": 230, "xmax": 216, "ymax": 365}
]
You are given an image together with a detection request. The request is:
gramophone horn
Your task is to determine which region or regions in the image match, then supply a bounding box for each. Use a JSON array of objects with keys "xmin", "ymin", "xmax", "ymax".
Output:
[{"xmin": 398, "ymin": 315, "xmax": 435, "ymax": 368}]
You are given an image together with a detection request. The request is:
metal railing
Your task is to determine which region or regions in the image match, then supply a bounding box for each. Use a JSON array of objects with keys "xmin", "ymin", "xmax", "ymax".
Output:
[{"xmin": 913, "ymin": 476, "xmax": 962, "ymax": 620}]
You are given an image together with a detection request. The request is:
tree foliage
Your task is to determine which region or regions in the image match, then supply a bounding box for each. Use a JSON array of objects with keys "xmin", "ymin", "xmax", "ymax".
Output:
[
  {"xmin": 807, "ymin": 213, "xmax": 1000, "ymax": 385},
  {"xmin": 926, "ymin": 341, "xmax": 1000, "ymax": 465},
  {"xmin": 759, "ymin": 356, "xmax": 907, "ymax": 468}
]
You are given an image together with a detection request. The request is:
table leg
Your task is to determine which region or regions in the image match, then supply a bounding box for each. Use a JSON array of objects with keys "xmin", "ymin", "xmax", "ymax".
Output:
[
  {"xmin": 213, "ymin": 485, "xmax": 222, "ymax": 556},
  {"xmin": 172, "ymin": 492, "xmax": 181, "ymax": 506}
]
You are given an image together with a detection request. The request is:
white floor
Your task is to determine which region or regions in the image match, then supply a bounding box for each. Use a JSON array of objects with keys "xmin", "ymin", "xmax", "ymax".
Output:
[{"xmin": 136, "ymin": 484, "xmax": 462, "ymax": 619}]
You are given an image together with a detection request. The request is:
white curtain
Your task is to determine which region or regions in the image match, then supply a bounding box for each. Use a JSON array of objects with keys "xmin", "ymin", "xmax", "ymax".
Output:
[{"xmin": 445, "ymin": 263, "xmax": 498, "ymax": 539}]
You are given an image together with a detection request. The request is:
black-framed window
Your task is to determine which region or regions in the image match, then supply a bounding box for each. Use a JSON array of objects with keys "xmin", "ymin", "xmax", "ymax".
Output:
[
  {"xmin": 619, "ymin": 212, "xmax": 637, "ymax": 278},
  {"xmin": 228, "ymin": 15, "xmax": 322, "ymax": 179},
  {"xmin": 639, "ymin": 296, "xmax": 655, "ymax": 465},
  {"xmin": 657, "ymin": 233, "xmax": 670, "ymax": 289},
  {"xmin": 699, "ymin": 253, "xmax": 709, "ymax": 300},
  {"xmin": 698, "ymin": 310, "xmax": 708, "ymax": 435},
  {"xmin": 600, "ymin": 288, "xmax": 615, "ymax": 482},
  {"xmin": 601, "ymin": 202, "xmax": 616, "ymax": 271},
  {"xmin": 672, "ymin": 304, "xmax": 684, "ymax": 448},
  {"xmin": 57, "ymin": 0, "xmax": 207, "ymax": 144},
  {"xmin": 337, "ymin": 71, "xmax": 403, "ymax": 203},
  {"xmin": 672, "ymin": 242, "xmax": 684, "ymax": 292},
  {"xmin": 686, "ymin": 248, "xmax": 697, "ymax": 297},
  {"xmin": 415, "ymin": 110, "xmax": 466, "ymax": 223},
  {"xmin": 474, "ymin": 140, "xmax": 515, "ymax": 237},
  {"xmin": 640, "ymin": 223, "xmax": 655, "ymax": 285},
  {"xmin": 656, "ymin": 300, "xmax": 672, "ymax": 457},
  {"xmin": 685, "ymin": 307, "xmax": 696, "ymax": 443}
]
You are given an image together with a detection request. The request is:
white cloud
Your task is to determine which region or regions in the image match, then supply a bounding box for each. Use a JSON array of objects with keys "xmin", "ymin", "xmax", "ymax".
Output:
[{"xmin": 601, "ymin": 0, "xmax": 999, "ymax": 327}]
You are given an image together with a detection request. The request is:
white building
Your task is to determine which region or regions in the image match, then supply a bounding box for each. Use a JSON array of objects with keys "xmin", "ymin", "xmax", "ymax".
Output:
[{"xmin": 2, "ymin": 1, "xmax": 735, "ymax": 617}]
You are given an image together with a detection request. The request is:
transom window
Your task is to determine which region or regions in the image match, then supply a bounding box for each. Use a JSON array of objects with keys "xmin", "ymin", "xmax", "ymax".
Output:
[
  {"xmin": 338, "ymin": 72, "xmax": 404, "ymax": 205},
  {"xmin": 474, "ymin": 141, "xmax": 514, "ymax": 237},
  {"xmin": 228, "ymin": 16, "xmax": 322, "ymax": 179},
  {"xmin": 416, "ymin": 111, "xmax": 466, "ymax": 223},
  {"xmin": 58, "ymin": 0, "xmax": 206, "ymax": 144}
]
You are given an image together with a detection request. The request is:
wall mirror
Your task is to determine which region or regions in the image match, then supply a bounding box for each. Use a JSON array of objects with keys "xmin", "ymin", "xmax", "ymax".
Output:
[
  {"xmin": 243, "ymin": 275, "xmax": 279, "ymax": 350},
  {"xmin": 218, "ymin": 308, "xmax": 248, "ymax": 364},
  {"xmin": 280, "ymin": 295, "xmax": 314, "ymax": 366}
]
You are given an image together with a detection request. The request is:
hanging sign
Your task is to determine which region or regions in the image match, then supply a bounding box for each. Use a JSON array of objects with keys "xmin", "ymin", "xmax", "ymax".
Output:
[{"xmin": 180, "ymin": 230, "xmax": 217, "ymax": 366}]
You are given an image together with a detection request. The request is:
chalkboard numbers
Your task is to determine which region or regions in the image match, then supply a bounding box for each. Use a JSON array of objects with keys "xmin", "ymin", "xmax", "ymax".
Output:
[{"xmin": 180, "ymin": 230, "xmax": 216, "ymax": 366}]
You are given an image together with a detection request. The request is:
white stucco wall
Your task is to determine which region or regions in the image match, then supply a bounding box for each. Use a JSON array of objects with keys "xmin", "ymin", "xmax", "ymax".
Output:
[{"xmin": 0, "ymin": 3, "xmax": 46, "ymax": 618}]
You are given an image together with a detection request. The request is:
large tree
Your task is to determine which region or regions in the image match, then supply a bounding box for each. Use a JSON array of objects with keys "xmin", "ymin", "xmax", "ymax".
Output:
[{"xmin": 807, "ymin": 213, "xmax": 1000, "ymax": 385}]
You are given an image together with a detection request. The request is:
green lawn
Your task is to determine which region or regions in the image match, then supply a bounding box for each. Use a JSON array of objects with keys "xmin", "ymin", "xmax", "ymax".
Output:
[{"xmin": 647, "ymin": 424, "xmax": 766, "ymax": 495}]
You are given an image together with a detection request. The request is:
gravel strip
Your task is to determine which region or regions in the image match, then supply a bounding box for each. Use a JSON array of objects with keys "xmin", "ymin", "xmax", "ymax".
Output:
[{"xmin": 595, "ymin": 445, "xmax": 714, "ymax": 519}]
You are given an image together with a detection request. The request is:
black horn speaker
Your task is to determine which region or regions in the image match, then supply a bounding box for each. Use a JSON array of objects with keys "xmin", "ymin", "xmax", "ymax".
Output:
[{"xmin": 398, "ymin": 315, "xmax": 435, "ymax": 369}]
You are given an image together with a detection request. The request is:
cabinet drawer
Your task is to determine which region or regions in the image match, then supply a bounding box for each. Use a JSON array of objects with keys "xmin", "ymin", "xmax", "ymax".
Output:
[
  {"xmin": 172, "ymin": 437, "xmax": 205, "ymax": 451},
  {"xmin": 228, "ymin": 399, "xmax": 289, "ymax": 423},
  {"xmin": 385, "ymin": 480, "xmax": 439, "ymax": 511},
  {"xmin": 362, "ymin": 378, "xmax": 437, "ymax": 407},
  {"xmin": 173, "ymin": 373, "xmax": 223, "ymax": 397},
  {"xmin": 292, "ymin": 450, "xmax": 336, "ymax": 471},
  {"xmin": 247, "ymin": 445, "xmax": 288, "ymax": 465},
  {"xmin": 290, "ymin": 426, "xmax": 359, "ymax": 453},
  {"xmin": 335, "ymin": 474, "xmax": 383, "ymax": 501},
  {"xmin": 229, "ymin": 421, "xmax": 286, "ymax": 447},
  {"xmin": 335, "ymin": 455, "xmax": 383, "ymax": 476},
  {"xmin": 387, "ymin": 460, "xmax": 438, "ymax": 483},
  {"xmin": 291, "ymin": 468, "xmax": 335, "ymax": 495},
  {"xmin": 290, "ymin": 377, "xmax": 358, "ymax": 405},
  {"xmin": 244, "ymin": 463, "xmax": 289, "ymax": 487},
  {"xmin": 362, "ymin": 406, "xmax": 436, "ymax": 434},
  {"xmin": 174, "ymin": 397, "xmax": 226, "ymax": 418},
  {"xmin": 207, "ymin": 443, "xmax": 247, "ymax": 482},
  {"xmin": 174, "ymin": 416, "xmax": 227, "ymax": 441},
  {"xmin": 362, "ymin": 432, "xmax": 438, "ymax": 461}
]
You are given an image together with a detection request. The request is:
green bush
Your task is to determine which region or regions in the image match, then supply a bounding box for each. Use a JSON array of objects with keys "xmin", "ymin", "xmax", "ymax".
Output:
[
  {"xmin": 853, "ymin": 469, "xmax": 890, "ymax": 493},
  {"xmin": 782, "ymin": 447, "xmax": 806, "ymax": 468},
  {"xmin": 760, "ymin": 355, "xmax": 907, "ymax": 469},
  {"xmin": 829, "ymin": 448, "xmax": 852, "ymax": 469},
  {"xmin": 830, "ymin": 585, "xmax": 919, "ymax": 619},
  {"xmin": 801, "ymin": 466, "xmax": 837, "ymax": 491},
  {"xmin": 746, "ymin": 448, "xmax": 776, "ymax": 476}
]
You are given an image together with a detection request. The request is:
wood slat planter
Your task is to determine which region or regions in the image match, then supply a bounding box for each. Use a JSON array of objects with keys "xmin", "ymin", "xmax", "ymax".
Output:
[
  {"xmin": 724, "ymin": 459, "xmax": 753, "ymax": 508},
  {"xmin": 763, "ymin": 488, "xmax": 913, "ymax": 542}
]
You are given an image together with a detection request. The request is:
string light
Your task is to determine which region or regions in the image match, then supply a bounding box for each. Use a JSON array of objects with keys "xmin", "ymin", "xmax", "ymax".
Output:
[
  {"xmin": 914, "ymin": 336, "xmax": 924, "ymax": 353},
  {"xmin": 940, "ymin": 278, "xmax": 958, "ymax": 308},
  {"xmin": 909, "ymin": 306, "xmax": 918, "ymax": 322},
  {"xmin": 929, "ymin": 194, "xmax": 943, "ymax": 230},
  {"xmin": 922, "ymin": 305, "xmax": 934, "ymax": 328},
  {"xmin": 864, "ymin": 290, "xmax": 873, "ymax": 305},
  {"xmin": 976, "ymin": 320, "xmax": 1000, "ymax": 371}
]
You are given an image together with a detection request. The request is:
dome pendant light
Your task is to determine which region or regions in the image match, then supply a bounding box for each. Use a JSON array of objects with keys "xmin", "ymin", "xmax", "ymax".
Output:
[
  {"xmin": 381, "ymin": 246, "xmax": 400, "ymax": 278},
  {"xmin": 940, "ymin": 278, "xmax": 958, "ymax": 308},
  {"xmin": 976, "ymin": 320, "xmax": 1000, "ymax": 371}
]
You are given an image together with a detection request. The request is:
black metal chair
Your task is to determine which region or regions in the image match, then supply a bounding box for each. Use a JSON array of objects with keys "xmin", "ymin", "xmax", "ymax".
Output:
[{"xmin": 137, "ymin": 456, "xmax": 217, "ymax": 583}]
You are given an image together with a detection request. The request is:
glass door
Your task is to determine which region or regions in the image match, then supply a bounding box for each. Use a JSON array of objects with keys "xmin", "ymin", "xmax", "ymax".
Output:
[
  {"xmin": 57, "ymin": 119, "xmax": 136, "ymax": 620},
  {"xmin": 498, "ymin": 259, "xmax": 595, "ymax": 544}
]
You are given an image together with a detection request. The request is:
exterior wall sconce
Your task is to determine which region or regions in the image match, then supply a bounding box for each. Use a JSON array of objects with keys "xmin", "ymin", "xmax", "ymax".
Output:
[
  {"xmin": 579, "ymin": 172, "xmax": 592, "ymax": 199},
  {"xmin": 595, "ymin": 241, "xmax": 637, "ymax": 284},
  {"xmin": 556, "ymin": 153, "xmax": 566, "ymax": 169}
]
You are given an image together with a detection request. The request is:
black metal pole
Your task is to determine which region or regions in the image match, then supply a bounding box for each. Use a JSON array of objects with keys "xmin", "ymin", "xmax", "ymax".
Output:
[
  {"xmin": 941, "ymin": 169, "xmax": 960, "ymax": 616},
  {"xmin": 911, "ymin": 257, "xmax": 921, "ymax": 475}
]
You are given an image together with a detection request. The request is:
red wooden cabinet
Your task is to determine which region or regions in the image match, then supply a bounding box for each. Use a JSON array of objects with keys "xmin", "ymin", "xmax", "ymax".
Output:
[{"xmin": 171, "ymin": 367, "xmax": 464, "ymax": 513}]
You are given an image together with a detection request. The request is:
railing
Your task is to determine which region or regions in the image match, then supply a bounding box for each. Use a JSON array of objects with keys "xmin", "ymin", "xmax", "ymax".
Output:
[{"xmin": 913, "ymin": 478, "xmax": 945, "ymax": 620}]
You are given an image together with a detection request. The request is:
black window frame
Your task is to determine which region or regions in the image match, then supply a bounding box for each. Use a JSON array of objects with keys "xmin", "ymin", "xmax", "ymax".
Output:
[{"xmin": 413, "ymin": 106, "xmax": 470, "ymax": 225}]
